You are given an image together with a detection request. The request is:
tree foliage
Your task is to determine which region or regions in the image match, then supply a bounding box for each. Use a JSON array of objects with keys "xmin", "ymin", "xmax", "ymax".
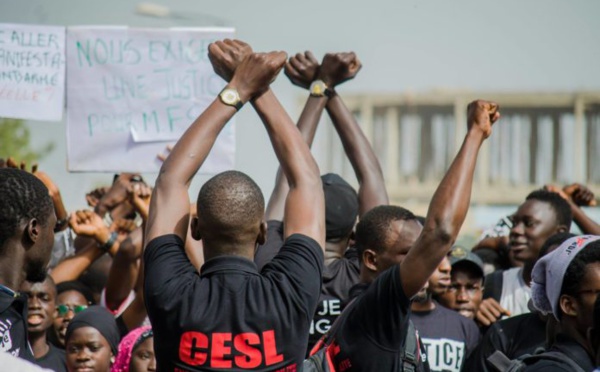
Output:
[{"xmin": 0, "ymin": 118, "xmax": 54, "ymax": 163}]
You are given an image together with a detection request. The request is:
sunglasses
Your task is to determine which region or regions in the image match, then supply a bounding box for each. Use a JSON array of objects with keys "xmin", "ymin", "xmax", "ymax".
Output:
[{"xmin": 56, "ymin": 304, "xmax": 88, "ymax": 317}]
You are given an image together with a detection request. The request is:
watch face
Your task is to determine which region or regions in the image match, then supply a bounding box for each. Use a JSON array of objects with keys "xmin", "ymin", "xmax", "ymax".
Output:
[
  {"xmin": 221, "ymin": 89, "xmax": 240, "ymax": 105},
  {"xmin": 310, "ymin": 81, "xmax": 327, "ymax": 96}
]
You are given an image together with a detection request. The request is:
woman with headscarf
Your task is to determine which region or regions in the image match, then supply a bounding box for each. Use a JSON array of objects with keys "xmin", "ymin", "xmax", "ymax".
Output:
[
  {"xmin": 111, "ymin": 326, "xmax": 155, "ymax": 372},
  {"xmin": 65, "ymin": 306, "xmax": 120, "ymax": 372}
]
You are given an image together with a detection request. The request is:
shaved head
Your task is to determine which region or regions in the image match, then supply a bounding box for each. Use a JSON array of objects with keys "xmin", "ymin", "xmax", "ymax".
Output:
[{"xmin": 196, "ymin": 171, "xmax": 265, "ymax": 247}]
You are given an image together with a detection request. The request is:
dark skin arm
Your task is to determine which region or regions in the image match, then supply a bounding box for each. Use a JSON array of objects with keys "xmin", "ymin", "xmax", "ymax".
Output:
[
  {"xmin": 51, "ymin": 210, "xmax": 122, "ymax": 283},
  {"xmin": 104, "ymin": 226, "xmax": 142, "ymax": 310},
  {"xmin": 265, "ymin": 51, "xmax": 327, "ymax": 221},
  {"xmin": 544, "ymin": 184, "xmax": 600, "ymax": 234},
  {"xmin": 400, "ymin": 101, "xmax": 500, "ymax": 298},
  {"xmin": 209, "ymin": 40, "xmax": 325, "ymax": 247},
  {"xmin": 321, "ymin": 52, "xmax": 388, "ymax": 216}
]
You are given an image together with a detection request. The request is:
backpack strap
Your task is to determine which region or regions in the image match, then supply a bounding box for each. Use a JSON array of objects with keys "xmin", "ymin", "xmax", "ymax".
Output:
[
  {"xmin": 483, "ymin": 270, "xmax": 504, "ymax": 302},
  {"xmin": 487, "ymin": 350, "xmax": 516, "ymax": 372},
  {"xmin": 400, "ymin": 320, "xmax": 418, "ymax": 372}
]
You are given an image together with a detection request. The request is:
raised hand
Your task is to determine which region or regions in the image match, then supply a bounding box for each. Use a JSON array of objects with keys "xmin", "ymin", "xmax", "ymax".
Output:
[
  {"xmin": 564, "ymin": 183, "xmax": 597, "ymax": 207},
  {"xmin": 69, "ymin": 210, "xmax": 110, "ymax": 243},
  {"xmin": 98, "ymin": 173, "xmax": 143, "ymax": 212},
  {"xmin": 475, "ymin": 298, "xmax": 511, "ymax": 327},
  {"xmin": 319, "ymin": 52, "xmax": 362, "ymax": 88},
  {"xmin": 128, "ymin": 182, "xmax": 152, "ymax": 221},
  {"xmin": 284, "ymin": 51, "xmax": 320, "ymax": 89},
  {"xmin": 86, "ymin": 187, "xmax": 110, "ymax": 207},
  {"xmin": 208, "ymin": 39, "xmax": 253, "ymax": 82},
  {"xmin": 230, "ymin": 51, "xmax": 288, "ymax": 101},
  {"xmin": 544, "ymin": 184, "xmax": 570, "ymax": 200},
  {"xmin": 466, "ymin": 100, "xmax": 500, "ymax": 139},
  {"xmin": 157, "ymin": 144, "xmax": 174, "ymax": 163},
  {"xmin": 110, "ymin": 218, "xmax": 138, "ymax": 241}
]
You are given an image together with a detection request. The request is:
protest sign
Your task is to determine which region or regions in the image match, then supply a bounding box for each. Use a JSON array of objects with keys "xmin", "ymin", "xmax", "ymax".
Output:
[
  {"xmin": 66, "ymin": 26, "xmax": 235, "ymax": 173},
  {"xmin": 0, "ymin": 23, "xmax": 66, "ymax": 121}
]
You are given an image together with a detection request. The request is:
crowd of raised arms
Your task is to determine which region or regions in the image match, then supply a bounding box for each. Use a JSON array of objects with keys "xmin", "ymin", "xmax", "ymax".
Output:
[{"xmin": 2, "ymin": 39, "xmax": 600, "ymax": 372}]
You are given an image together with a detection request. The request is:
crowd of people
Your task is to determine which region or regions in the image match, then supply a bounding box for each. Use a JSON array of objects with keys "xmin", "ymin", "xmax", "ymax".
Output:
[{"xmin": 1, "ymin": 39, "xmax": 600, "ymax": 372}]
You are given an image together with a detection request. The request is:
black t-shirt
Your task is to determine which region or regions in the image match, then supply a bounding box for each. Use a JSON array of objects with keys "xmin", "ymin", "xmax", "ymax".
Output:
[
  {"xmin": 327, "ymin": 265, "xmax": 429, "ymax": 372},
  {"xmin": 144, "ymin": 233, "xmax": 323, "ymax": 371},
  {"xmin": 255, "ymin": 220, "xmax": 360, "ymax": 354},
  {"xmin": 308, "ymin": 248, "xmax": 360, "ymax": 352},
  {"xmin": 462, "ymin": 312, "xmax": 546, "ymax": 372},
  {"xmin": 35, "ymin": 343, "xmax": 67, "ymax": 372},
  {"xmin": 0, "ymin": 286, "xmax": 33, "ymax": 361},
  {"xmin": 521, "ymin": 334, "xmax": 595, "ymax": 372},
  {"xmin": 410, "ymin": 303, "xmax": 480, "ymax": 372}
]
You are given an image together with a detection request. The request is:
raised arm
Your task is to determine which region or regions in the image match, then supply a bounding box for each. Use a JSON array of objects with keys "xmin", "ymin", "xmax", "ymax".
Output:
[
  {"xmin": 265, "ymin": 51, "xmax": 327, "ymax": 221},
  {"xmin": 144, "ymin": 40, "xmax": 261, "ymax": 243},
  {"xmin": 545, "ymin": 183, "xmax": 600, "ymax": 235},
  {"xmin": 321, "ymin": 53, "xmax": 388, "ymax": 216},
  {"xmin": 400, "ymin": 101, "xmax": 500, "ymax": 298}
]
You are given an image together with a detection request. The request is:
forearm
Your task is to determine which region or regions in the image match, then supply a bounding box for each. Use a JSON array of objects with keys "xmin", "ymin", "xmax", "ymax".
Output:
[
  {"xmin": 265, "ymin": 96, "xmax": 327, "ymax": 220},
  {"xmin": 570, "ymin": 202, "xmax": 600, "ymax": 234},
  {"xmin": 50, "ymin": 242, "xmax": 105, "ymax": 283},
  {"xmin": 327, "ymin": 94, "xmax": 388, "ymax": 215},
  {"xmin": 105, "ymin": 229, "xmax": 142, "ymax": 310},
  {"xmin": 422, "ymin": 130, "xmax": 484, "ymax": 241},
  {"xmin": 157, "ymin": 99, "xmax": 236, "ymax": 187},
  {"xmin": 252, "ymin": 90, "xmax": 320, "ymax": 187},
  {"xmin": 51, "ymin": 192, "xmax": 69, "ymax": 231}
]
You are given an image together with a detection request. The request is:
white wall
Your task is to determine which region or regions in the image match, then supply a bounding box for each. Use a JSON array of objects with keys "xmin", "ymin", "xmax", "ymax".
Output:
[{"xmin": 2, "ymin": 0, "xmax": 600, "ymax": 211}]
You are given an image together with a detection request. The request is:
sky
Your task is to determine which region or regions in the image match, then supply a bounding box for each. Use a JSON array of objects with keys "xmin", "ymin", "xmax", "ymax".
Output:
[{"xmin": 1, "ymin": 0, "xmax": 600, "ymax": 213}]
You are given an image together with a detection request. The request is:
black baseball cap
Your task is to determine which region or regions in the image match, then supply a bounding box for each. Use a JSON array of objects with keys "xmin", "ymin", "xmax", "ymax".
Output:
[
  {"xmin": 321, "ymin": 173, "xmax": 358, "ymax": 241},
  {"xmin": 449, "ymin": 245, "xmax": 485, "ymax": 278}
]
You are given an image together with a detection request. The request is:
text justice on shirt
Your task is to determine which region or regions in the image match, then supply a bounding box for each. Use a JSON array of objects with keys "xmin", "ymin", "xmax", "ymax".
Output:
[{"xmin": 178, "ymin": 330, "xmax": 286, "ymax": 369}]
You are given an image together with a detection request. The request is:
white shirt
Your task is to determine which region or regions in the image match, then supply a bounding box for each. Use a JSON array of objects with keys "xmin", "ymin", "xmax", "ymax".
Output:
[{"xmin": 500, "ymin": 267, "xmax": 531, "ymax": 317}]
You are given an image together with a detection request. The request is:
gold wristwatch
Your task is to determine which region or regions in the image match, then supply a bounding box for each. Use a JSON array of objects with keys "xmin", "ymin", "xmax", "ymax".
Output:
[
  {"xmin": 219, "ymin": 87, "xmax": 243, "ymax": 111},
  {"xmin": 309, "ymin": 80, "xmax": 333, "ymax": 97}
]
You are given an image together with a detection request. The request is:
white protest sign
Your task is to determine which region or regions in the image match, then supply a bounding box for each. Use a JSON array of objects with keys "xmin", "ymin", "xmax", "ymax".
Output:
[
  {"xmin": 0, "ymin": 23, "xmax": 66, "ymax": 121},
  {"xmin": 66, "ymin": 26, "xmax": 235, "ymax": 173}
]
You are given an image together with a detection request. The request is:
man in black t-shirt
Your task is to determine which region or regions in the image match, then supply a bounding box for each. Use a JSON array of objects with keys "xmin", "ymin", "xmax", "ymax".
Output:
[
  {"xmin": 322, "ymin": 101, "xmax": 501, "ymax": 372},
  {"xmin": 0, "ymin": 167, "xmax": 56, "ymax": 361},
  {"xmin": 144, "ymin": 41, "xmax": 325, "ymax": 371},
  {"xmin": 20, "ymin": 275, "xmax": 66, "ymax": 372}
]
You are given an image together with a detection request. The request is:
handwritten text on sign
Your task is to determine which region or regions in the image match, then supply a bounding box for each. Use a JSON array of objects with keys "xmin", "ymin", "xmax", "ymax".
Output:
[
  {"xmin": 66, "ymin": 27, "xmax": 235, "ymax": 173},
  {"xmin": 0, "ymin": 23, "xmax": 65, "ymax": 121}
]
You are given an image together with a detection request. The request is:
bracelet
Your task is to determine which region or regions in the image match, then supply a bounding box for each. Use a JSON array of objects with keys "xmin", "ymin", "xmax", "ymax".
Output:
[{"xmin": 98, "ymin": 232, "xmax": 118, "ymax": 253}]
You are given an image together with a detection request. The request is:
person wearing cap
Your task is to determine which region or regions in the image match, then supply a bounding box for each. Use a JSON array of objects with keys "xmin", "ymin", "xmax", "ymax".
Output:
[
  {"xmin": 462, "ymin": 232, "xmax": 575, "ymax": 372},
  {"xmin": 256, "ymin": 51, "xmax": 389, "ymax": 351},
  {"xmin": 409, "ymin": 258, "xmax": 480, "ymax": 372},
  {"xmin": 64, "ymin": 306, "xmax": 120, "ymax": 372},
  {"xmin": 519, "ymin": 235, "xmax": 600, "ymax": 371},
  {"xmin": 438, "ymin": 246, "xmax": 486, "ymax": 320}
]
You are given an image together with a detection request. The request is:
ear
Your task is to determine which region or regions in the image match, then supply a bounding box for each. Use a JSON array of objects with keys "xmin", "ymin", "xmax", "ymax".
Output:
[
  {"xmin": 559, "ymin": 294, "xmax": 579, "ymax": 317},
  {"xmin": 26, "ymin": 218, "xmax": 40, "ymax": 244},
  {"xmin": 110, "ymin": 354, "xmax": 115, "ymax": 365},
  {"xmin": 362, "ymin": 249, "xmax": 378, "ymax": 272},
  {"xmin": 256, "ymin": 221, "xmax": 267, "ymax": 246},
  {"xmin": 190, "ymin": 216, "xmax": 202, "ymax": 241}
]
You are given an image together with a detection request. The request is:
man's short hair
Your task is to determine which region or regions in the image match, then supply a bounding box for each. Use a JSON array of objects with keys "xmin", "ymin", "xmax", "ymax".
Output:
[
  {"xmin": 561, "ymin": 241, "xmax": 600, "ymax": 301},
  {"xmin": 0, "ymin": 168, "xmax": 53, "ymax": 248},
  {"xmin": 56, "ymin": 281, "xmax": 96, "ymax": 305},
  {"xmin": 355, "ymin": 205, "xmax": 416, "ymax": 256},
  {"xmin": 197, "ymin": 170, "xmax": 264, "ymax": 241},
  {"xmin": 525, "ymin": 189, "xmax": 573, "ymax": 229}
]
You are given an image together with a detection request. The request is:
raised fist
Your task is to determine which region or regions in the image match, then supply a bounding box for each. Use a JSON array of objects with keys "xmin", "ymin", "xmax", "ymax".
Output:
[
  {"xmin": 86, "ymin": 187, "xmax": 110, "ymax": 208},
  {"xmin": 208, "ymin": 39, "xmax": 253, "ymax": 82},
  {"xmin": 564, "ymin": 183, "xmax": 597, "ymax": 207},
  {"xmin": 128, "ymin": 182, "xmax": 152, "ymax": 221},
  {"xmin": 466, "ymin": 100, "xmax": 500, "ymax": 139},
  {"xmin": 69, "ymin": 210, "xmax": 110, "ymax": 243},
  {"xmin": 230, "ymin": 51, "xmax": 287, "ymax": 101},
  {"xmin": 284, "ymin": 51, "xmax": 320, "ymax": 89},
  {"xmin": 319, "ymin": 52, "xmax": 362, "ymax": 88}
]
